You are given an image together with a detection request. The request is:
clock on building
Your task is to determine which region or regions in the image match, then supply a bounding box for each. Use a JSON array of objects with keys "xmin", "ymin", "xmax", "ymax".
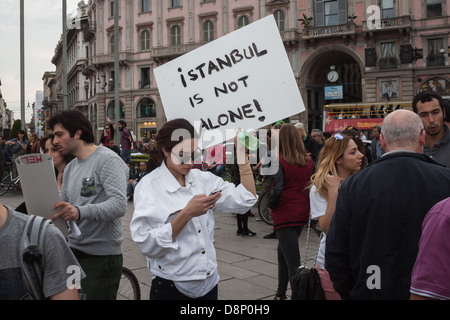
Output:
[{"xmin": 327, "ymin": 69, "xmax": 339, "ymax": 83}]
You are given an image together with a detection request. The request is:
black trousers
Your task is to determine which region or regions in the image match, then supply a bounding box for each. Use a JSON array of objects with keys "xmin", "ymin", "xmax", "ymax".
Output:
[{"xmin": 150, "ymin": 276, "xmax": 218, "ymax": 300}]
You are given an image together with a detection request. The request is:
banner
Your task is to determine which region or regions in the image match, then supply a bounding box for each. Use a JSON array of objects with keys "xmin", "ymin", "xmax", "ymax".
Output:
[{"xmin": 154, "ymin": 15, "xmax": 305, "ymax": 147}]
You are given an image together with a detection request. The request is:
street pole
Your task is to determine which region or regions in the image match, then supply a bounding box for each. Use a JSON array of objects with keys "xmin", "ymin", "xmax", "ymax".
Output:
[
  {"xmin": 114, "ymin": 0, "xmax": 120, "ymax": 146},
  {"xmin": 20, "ymin": 0, "xmax": 25, "ymax": 131},
  {"xmin": 62, "ymin": 0, "xmax": 68, "ymax": 110}
]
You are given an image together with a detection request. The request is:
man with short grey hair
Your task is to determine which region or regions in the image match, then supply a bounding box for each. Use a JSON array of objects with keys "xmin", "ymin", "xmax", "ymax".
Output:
[
  {"xmin": 311, "ymin": 129, "xmax": 324, "ymax": 151},
  {"xmin": 294, "ymin": 122, "xmax": 319, "ymax": 162},
  {"xmin": 325, "ymin": 109, "xmax": 450, "ymax": 299}
]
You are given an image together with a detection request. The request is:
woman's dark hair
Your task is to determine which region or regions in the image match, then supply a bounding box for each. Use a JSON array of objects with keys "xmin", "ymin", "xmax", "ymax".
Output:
[
  {"xmin": 47, "ymin": 110, "xmax": 95, "ymax": 143},
  {"xmin": 150, "ymin": 119, "xmax": 199, "ymax": 167},
  {"xmin": 40, "ymin": 134, "xmax": 75, "ymax": 168}
]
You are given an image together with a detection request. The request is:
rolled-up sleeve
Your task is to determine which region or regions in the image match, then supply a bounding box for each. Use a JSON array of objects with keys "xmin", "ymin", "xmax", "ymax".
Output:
[
  {"xmin": 130, "ymin": 184, "xmax": 179, "ymax": 259},
  {"xmin": 213, "ymin": 182, "xmax": 257, "ymax": 214}
]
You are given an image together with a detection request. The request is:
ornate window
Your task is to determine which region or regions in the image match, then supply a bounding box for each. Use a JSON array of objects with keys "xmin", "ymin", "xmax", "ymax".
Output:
[
  {"xmin": 426, "ymin": 0, "xmax": 442, "ymax": 17},
  {"xmin": 238, "ymin": 15, "xmax": 250, "ymax": 28},
  {"xmin": 274, "ymin": 10, "xmax": 285, "ymax": 31},
  {"xmin": 170, "ymin": 0, "xmax": 181, "ymax": 8},
  {"xmin": 427, "ymin": 38, "xmax": 446, "ymax": 67},
  {"xmin": 137, "ymin": 97, "xmax": 157, "ymax": 118},
  {"xmin": 170, "ymin": 25, "xmax": 181, "ymax": 45},
  {"xmin": 379, "ymin": 42, "xmax": 397, "ymax": 69},
  {"xmin": 203, "ymin": 20, "xmax": 215, "ymax": 42},
  {"xmin": 107, "ymin": 100, "xmax": 125, "ymax": 120},
  {"xmin": 140, "ymin": 30, "xmax": 150, "ymax": 51},
  {"xmin": 141, "ymin": 0, "xmax": 150, "ymax": 13},
  {"xmin": 380, "ymin": 0, "xmax": 394, "ymax": 19}
]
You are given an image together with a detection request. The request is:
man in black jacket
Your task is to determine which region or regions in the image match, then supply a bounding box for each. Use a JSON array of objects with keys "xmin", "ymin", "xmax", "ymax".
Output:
[{"xmin": 325, "ymin": 109, "xmax": 450, "ymax": 300}]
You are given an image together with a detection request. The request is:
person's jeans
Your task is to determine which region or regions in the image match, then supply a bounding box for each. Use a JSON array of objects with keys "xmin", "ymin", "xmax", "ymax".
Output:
[
  {"xmin": 275, "ymin": 226, "xmax": 304, "ymax": 296},
  {"xmin": 214, "ymin": 163, "xmax": 226, "ymax": 177},
  {"xmin": 120, "ymin": 149, "xmax": 131, "ymax": 163},
  {"xmin": 127, "ymin": 181, "xmax": 138, "ymax": 197}
]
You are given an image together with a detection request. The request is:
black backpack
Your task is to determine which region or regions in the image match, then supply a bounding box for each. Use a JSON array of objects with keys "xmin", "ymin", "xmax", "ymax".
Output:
[{"xmin": 20, "ymin": 215, "xmax": 51, "ymax": 300}]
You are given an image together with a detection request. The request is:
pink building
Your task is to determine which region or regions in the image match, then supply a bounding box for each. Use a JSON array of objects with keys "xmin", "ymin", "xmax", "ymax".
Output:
[{"xmin": 49, "ymin": 0, "xmax": 450, "ymax": 141}]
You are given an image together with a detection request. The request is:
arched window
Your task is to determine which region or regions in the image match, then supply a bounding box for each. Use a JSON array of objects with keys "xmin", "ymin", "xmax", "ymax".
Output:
[
  {"xmin": 140, "ymin": 30, "xmax": 150, "ymax": 51},
  {"xmin": 238, "ymin": 15, "xmax": 249, "ymax": 29},
  {"xmin": 203, "ymin": 20, "xmax": 214, "ymax": 42},
  {"xmin": 274, "ymin": 10, "xmax": 285, "ymax": 31},
  {"xmin": 420, "ymin": 76, "xmax": 450, "ymax": 96},
  {"xmin": 170, "ymin": 25, "xmax": 181, "ymax": 45},
  {"xmin": 107, "ymin": 100, "xmax": 125, "ymax": 120},
  {"xmin": 137, "ymin": 97, "xmax": 156, "ymax": 118}
]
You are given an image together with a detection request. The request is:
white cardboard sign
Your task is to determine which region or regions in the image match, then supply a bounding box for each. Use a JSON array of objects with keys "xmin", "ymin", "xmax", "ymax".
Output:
[
  {"xmin": 154, "ymin": 15, "xmax": 305, "ymax": 147},
  {"xmin": 16, "ymin": 154, "xmax": 68, "ymax": 237}
]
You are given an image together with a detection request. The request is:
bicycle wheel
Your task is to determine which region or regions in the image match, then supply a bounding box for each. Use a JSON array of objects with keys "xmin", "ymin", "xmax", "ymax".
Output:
[
  {"xmin": 258, "ymin": 190, "xmax": 273, "ymax": 226},
  {"xmin": 0, "ymin": 174, "xmax": 11, "ymax": 196},
  {"xmin": 117, "ymin": 267, "xmax": 141, "ymax": 300}
]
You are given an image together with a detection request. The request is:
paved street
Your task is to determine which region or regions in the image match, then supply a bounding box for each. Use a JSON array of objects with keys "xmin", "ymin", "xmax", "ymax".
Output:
[{"xmin": 1, "ymin": 189, "xmax": 321, "ymax": 300}]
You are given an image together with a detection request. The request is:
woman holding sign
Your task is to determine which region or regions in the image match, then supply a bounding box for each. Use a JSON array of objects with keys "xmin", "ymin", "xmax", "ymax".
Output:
[{"xmin": 130, "ymin": 118, "xmax": 257, "ymax": 300}]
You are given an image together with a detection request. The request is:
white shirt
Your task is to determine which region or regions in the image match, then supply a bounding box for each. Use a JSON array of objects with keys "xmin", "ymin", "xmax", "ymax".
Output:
[
  {"xmin": 130, "ymin": 161, "xmax": 257, "ymax": 298},
  {"xmin": 309, "ymin": 185, "xmax": 327, "ymax": 269}
]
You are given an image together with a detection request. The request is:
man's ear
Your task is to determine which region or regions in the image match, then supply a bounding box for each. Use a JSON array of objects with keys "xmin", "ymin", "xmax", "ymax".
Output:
[
  {"xmin": 380, "ymin": 133, "xmax": 387, "ymax": 150},
  {"xmin": 75, "ymin": 129, "xmax": 82, "ymax": 139}
]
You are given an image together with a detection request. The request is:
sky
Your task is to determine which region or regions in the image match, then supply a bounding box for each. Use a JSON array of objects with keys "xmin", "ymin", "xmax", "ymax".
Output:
[{"xmin": 0, "ymin": 0, "xmax": 79, "ymax": 122}]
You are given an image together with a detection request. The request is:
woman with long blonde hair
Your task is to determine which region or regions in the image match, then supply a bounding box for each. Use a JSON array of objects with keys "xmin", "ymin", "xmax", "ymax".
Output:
[
  {"xmin": 268, "ymin": 123, "xmax": 314, "ymax": 300},
  {"xmin": 309, "ymin": 133, "xmax": 364, "ymax": 299}
]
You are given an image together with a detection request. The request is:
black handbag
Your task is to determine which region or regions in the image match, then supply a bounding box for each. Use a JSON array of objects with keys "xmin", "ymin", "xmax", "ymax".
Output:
[{"xmin": 290, "ymin": 217, "xmax": 325, "ymax": 300}]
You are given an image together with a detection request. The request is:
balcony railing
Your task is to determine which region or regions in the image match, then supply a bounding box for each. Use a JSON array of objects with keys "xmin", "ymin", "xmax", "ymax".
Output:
[
  {"xmin": 92, "ymin": 52, "xmax": 133, "ymax": 65},
  {"xmin": 83, "ymin": 22, "xmax": 96, "ymax": 41},
  {"xmin": 151, "ymin": 43, "xmax": 203, "ymax": 59},
  {"xmin": 280, "ymin": 30, "xmax": 300, "ymax": 44},
  {"xmin": 363, "ymin": 15, "xmax": 412, "ymax": 33},
  {"xmin": 302, "ymin": 23, "xmax": 356, "ymax": 40},
  {"xmin": 427, "ymin": 54, "xmax": 446, "ymax": 67},
  {"xmin": 379, "ymin": 57, "xmax": 398, "ymax": 69}
]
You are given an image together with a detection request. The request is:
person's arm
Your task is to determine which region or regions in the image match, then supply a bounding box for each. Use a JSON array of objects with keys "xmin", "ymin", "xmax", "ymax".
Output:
[
  {"xmin": 318, "ymin": 174, "xmax": 340, "ymax": 234},
  {"xmin": 235, "ymin": 131, "xmax": 256, "ymax": 198},
  {"xmin": 50, "ymin": 288, "xmax": 80, "ymax": 300}
]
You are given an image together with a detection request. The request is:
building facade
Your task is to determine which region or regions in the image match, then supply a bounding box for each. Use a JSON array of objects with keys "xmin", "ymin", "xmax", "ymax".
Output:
[{"xmin": 48, "ymin": 0, "xmax": 450, "ymax": 142}]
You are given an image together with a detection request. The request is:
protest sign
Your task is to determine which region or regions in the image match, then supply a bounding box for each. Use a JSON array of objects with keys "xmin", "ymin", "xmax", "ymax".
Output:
[
  {"xmin": 16, "ymin": 154, "xmax": 68, "ymax": 237},
  {"xmin": 154, "ymin": 14, "xmax": 305, "ymax": 147}
]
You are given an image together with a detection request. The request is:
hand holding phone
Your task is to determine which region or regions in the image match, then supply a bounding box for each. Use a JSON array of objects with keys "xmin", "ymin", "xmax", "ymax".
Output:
[{"xmin": 209, "ymin": 189, "xmax": 222, "ymax": 196}]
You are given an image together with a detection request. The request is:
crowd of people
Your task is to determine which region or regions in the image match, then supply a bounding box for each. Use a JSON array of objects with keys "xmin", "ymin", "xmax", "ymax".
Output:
[{"xmin": 0, "ymin": 91, "xmax": 449, "ymax": 300}]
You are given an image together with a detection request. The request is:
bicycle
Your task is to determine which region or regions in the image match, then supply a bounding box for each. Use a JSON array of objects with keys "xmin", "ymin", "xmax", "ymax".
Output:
[
  {"xmin": 0, "ymin": 162, "xmax": 21, "ymax": 196},
  {"xmin": 117, "ymin": 267, "xmax": 141, "ymax": 300},
  {"xmin": 257, "ymin": 190, "xmax": 273, "ymax": 226}
]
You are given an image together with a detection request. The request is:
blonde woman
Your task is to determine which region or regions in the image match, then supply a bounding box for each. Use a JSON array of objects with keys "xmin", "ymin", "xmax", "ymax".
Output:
[{"xmin": 309, "ymin": 133, "xmax": 364, "ymax": 299}]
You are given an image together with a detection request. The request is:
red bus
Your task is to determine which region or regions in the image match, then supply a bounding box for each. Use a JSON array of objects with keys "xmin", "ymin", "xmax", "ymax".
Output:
[{"xmin": 323, "ymin": 101, "xmax": 413, "ymax": 135}]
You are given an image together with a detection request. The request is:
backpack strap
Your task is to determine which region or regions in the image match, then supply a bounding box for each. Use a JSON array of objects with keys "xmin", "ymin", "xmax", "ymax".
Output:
[{"xmin": 20, "ymin": 215, "xmax": 52, "ymax": 300}]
